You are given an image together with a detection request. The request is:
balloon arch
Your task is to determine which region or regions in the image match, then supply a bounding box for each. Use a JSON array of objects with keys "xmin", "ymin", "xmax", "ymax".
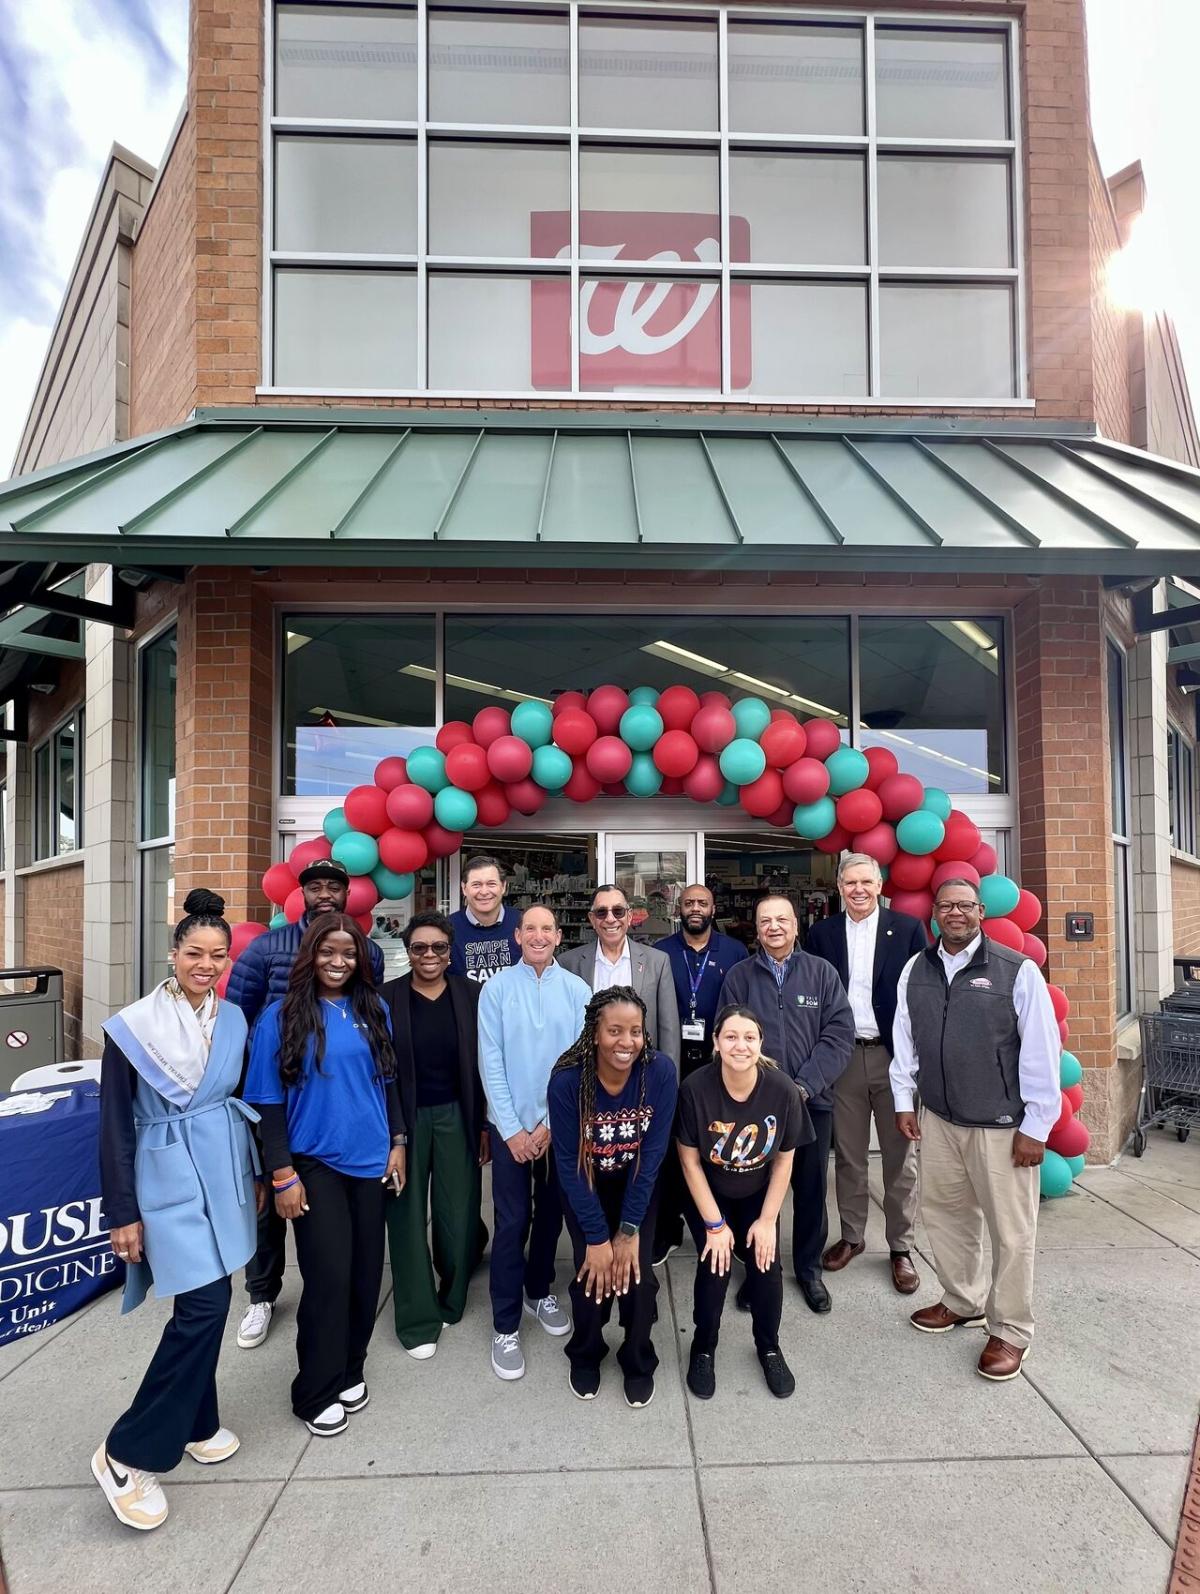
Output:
[{"xmin": 229, "ymin": 684, "xmax": 1088, "ymax": 1198}]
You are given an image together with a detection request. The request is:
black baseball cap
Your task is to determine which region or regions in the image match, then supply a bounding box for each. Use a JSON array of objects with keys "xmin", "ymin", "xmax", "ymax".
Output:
[{"xmin": 297, "ymin": 859, "xmax": 350, "ymax": 888}]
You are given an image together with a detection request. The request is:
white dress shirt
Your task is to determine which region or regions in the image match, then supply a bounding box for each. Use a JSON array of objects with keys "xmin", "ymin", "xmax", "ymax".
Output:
[
  {"xmin": 593, "ymin": 937, "xmax": 633, "ymax": 992},
  {"xmin": 845, "ymin": 908, "xmax": 880, "ymax": 1040},
  {"xmin": 889, "ymin": 934, "xmax": 1063, "ymax": 1141}
]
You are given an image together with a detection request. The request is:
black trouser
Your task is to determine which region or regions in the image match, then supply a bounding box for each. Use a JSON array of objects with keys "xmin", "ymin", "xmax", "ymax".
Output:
[
  {"xmin": 290, "ymin": 1154, "xmax": 386, "ymax": 1421},
  {"xmin": 245, "ymin": 1200, "xmax": 288, "ymax": 1305},
  {"xmin": 563, "ymin": 1174, "xmax": 659, "ymax": 1382},
  {"xmin": 653, "ymin": 1041, "xmax": 706, "ymax": 1255},
  {"xmin": 790, "ymin": 1105, "xmax": 834, "ymax": 1285},
  {"xmin": 107, "ymin": 1274, "xmax": 231, "ymax": 1473},
  {"xmin": 488, "ymin": 1128, "xmax": 562, "ymax": 1334},
  {"xmin": 684, "ymin": 1187, "xmax": 782, "ymax": 1355}
]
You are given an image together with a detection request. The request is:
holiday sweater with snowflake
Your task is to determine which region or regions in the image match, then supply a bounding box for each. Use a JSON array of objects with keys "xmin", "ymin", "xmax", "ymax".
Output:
[{"xmin": 548, "ymin": 1050, "xmax": 678, "ymax": 1245}]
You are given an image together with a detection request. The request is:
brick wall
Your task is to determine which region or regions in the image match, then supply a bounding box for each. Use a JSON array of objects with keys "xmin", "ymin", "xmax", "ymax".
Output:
[
  {"xmin": 1172, "ymin": 860, "xmax": 1200, "ymax": 957},
  {"xmin": 1088, "ymin": 146, "xmax": 1132, "ymax": 442},
  {"xmin": 24, "ymin": 864, "xmax": 85, "ymax": 1059},
  {"xmin": 130, "ymin": 113, "xmax": 198, "ymax": 436}
]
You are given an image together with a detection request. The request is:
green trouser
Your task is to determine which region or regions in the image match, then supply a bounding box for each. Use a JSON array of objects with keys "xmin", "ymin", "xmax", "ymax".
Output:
[{"xmin": 385, "ymin": 1101, "xmax": 481, "ymax": 1350}]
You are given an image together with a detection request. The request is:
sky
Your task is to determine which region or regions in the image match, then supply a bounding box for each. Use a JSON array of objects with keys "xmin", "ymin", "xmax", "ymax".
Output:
[{"xmin": 0, "ymin": 0, "xmax": 1197, "ymax": 476}]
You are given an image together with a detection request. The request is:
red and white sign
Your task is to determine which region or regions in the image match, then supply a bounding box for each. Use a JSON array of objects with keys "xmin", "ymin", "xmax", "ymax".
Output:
[{"xmin": 530, "ymin": 212, "xmax": 751, "ymax": 391}]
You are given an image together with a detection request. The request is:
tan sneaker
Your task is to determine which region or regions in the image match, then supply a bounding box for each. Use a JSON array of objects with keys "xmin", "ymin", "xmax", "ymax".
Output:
[
  {"xmin": 184, "ymin": 1427, "xmax": 240, "ymax": 1464},
  {"xmin": 91, "ymin": 1445, "xmax": 168, "ymax": 1531}
]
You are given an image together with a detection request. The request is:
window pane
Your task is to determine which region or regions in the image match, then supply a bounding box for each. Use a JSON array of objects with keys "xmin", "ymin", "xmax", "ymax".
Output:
[
  {"xmin": 579, "ymin": 16, "xmax": 717, "ymax": 131},
  {"xmin": 859, "ymin": 618, "xmax": 1006, "ymax": 794},
  {"xmin": 429, "ymin": 141, "xmax": 569, "ymax": 257},
  {"xmin": 140, "ymin": 845, "xmax": 175, "ymax": 996},
  {"xmin": 275, "ymin": 137, "xmax": 417, "ymax": 254},
  {"xmin": 728, "ymin": 22, "xmax": 863, "ymax": 135},
  {"xmin": 876, "ymin": 27, "xmax": 1009, "ymax": 140},
  {"xmin": 579, "ymin": 148, "xmax": 719, "ymax": 255},
  {"xmin": 274, "ymin": 270, "xmax": 416, "ymax": 388},
  {"xmin": 579, "ymin": 278, "xmax": 719, "ymax": 392},
  {"xmin": 428, "ymin": 8, "xmax": 569, "ymax": 125},
  {"xmin": 429, "ymin": 274, "xmax": 570, "ymax": 391},
  {"xmin": 878, "ymin": 158, "xmax": 1011, "ymax": 268},
  {"xmin": 33, "ymin": 742, "xmax": 50, "ymax": 860},
  {"xmin": 140, "ymin": 628, "xmax": 176, "ymax": 842},
  {"xmin": 729, "ymin": 153, "xmax": 864, "ymax": 265},
  {"xmin": 56, "ymin": 718, "xmax": 78, "ymax": 855},
  {"xmin": 1108, "ymin": 641, "xmax": 1127, "ymax": 832},
  {"xmin": 880, "ymin": 284, "xmax": 1014, "ymax": 398},
  {"xmin": 282, "ymin": 615, "xmax": 437, "ymax": 796},
  {"xmin": 275, "ymin": 5, "xmax": 417, "ymax": 120},
  {"xmin": 1113, "ymin": 841, "xmax": 1132, "ymax": 1016},
  {"xmin": 737, "ymin": 281, "xmax": 866, "ymax": 397}
]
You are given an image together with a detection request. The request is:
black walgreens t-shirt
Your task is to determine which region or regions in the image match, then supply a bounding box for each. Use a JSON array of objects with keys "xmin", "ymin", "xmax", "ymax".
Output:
[{"xmin": 676, "ymin": 1063, "xmax": 812, "ymax": 1199}]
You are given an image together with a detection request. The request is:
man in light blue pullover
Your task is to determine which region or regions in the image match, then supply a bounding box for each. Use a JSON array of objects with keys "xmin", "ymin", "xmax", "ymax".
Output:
[{"xmin": 478, "ymin": 904, "xmax": 591, "ymax": 1382}]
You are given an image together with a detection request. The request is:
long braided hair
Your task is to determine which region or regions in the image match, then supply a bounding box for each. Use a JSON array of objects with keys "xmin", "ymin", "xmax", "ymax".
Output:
[
  {"xmin": 551, "ymin": 985, "xmax": 653, "ymax": 1189},
  {"xmin": 278, "ymin": 914, "xmax": 396, "ymax": 1087}
]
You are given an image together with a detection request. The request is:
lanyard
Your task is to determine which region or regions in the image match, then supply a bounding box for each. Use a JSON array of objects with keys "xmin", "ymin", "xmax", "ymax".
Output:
[{"xmin": 684, "ymin": 947, "xmax": 712, "ymax": 1016}]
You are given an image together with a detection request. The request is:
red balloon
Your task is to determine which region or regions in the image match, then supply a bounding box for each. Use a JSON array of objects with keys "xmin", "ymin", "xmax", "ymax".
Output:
[
  {"xmin": 586, "ymin": 684, "xmax": 630, "ymax": 736},
  {"xmin": 802, "ymin": 718, "xmax": 842, "ymax": 761},
  {"xmin": 653, "ymin": 729, "xmax": 700, "ymax": 778},
  {"xmin": 836, "ymin": 788, "xmax": 883, "ymax": 834},
  {"xmin": 284, "ymin": 886, "xmax": 306, "ymax": 923},
  {"xmin": 486, "ymin": 735, "xmax": 534, "ymax": 784},
  {"xmin": 888, "ymin": 852, "xmax": 936, "ymax": 892},
  {"xmin": 877, "ymin": 774, "xmax": 925, "ymax": 823},
  {"xmin": 1052, "ymin": 1091, "xmax": 1075, "ymax": 1135},
  {"xmin": 422, "ymin": 821, "xmax": 463, "ymax": 860},
  {"xmin": 770, "ymin": 706, "xmax": 798, "ymax": 722},
  {"xmin": 657, "ymin": 685, "xmax": 702, "ymax": 732},
  {"xmin": 660, "ymin": 775, "xmax": 685, "ymax": 795},
  {"xmin": 935, "ymin": 811, "xmax": 982, "ymax": 864},
  {"xmin": 445, "ymin": 741, "xmax": 492, "ymax": 793},
  {"xmin": 814, "ymin": 824, "xmax": 851, "ymax": 856},
  {"xmin": 863, "ymin": 746, "xmax": 899, "ymax": 790},
  {"xmin": 354, "ymin": 913, "xmax": 374, "ymax": 936},
  {"xmin": 215, "ymin": 967, "xmax": 231, "ymax": 998},
  {"xmin": 435, "ymin": 721, "xmax": 475, "ymax": 754},
  {"xmin": 474, "ymin": 782, "xmax": 511, "ymax": 827},
  {"xmin": 970, "ymin": 841, "xmax": 999, "ymax": 876},
  {"xmin": 505, "ymin": 778, "xmax": 547, "ymax": 816},
  {"xmin": 563, "ymin": 760, "xmax": 601, "ymax": 803},
  {"xmin": 601, "ymin": 781, "xmax": 626, "ymax": 798},
  {"xmin": 290, "ymin": 836, "xmax": 332, "ymax": 875},
  {"xmin": 229, "ymin": 921, "xmax": 267, "ymax": 960},
  {"xmin": 683, "ymin": 753, "xmax": 725, "ymax": 803},
  {"xmin": 374, "ymin": 755, "xmax": 408, "ymax": 791},
  {"xmin": 472, "ymin": 707, "xmax": 511, "ymax": 748},
  {"xmin": 1058, "ymin": 1019, "xmax": 1070, "ymax": 1046},
  {"xmin": 1064, "ymin": 1082, "xmax": 1084, "ymax": 1112},
  {"xmin": 782, "ymin": 757, "xmax": 830, "ymax": 805},
  {"xmin": 343, "ymin": 783, "xmax": 391, "ymax": 837},
  {"xmin": 586, "ymin": 735, "xmax": 634, "ymax": 784},
  {"xmin": 740, "ymin": 769, "xmax": 785, "ymax": 819},
  {"xmin": 264, "ymin": 862, "xmax": 299, "ymax": 905},
  {"xmin": 1048, "ymin": 1115, "xmax": 1089, "ymax": 1159},
  {"xmin": 759, "ymin": 717, "xmax": 807, "ymax": 769},
  {"xmin": 386, "ymin": 783, "xmax": 435, "ymax": 830},
  {"xmin": 1022, "ymin": 932, "xmax": 1048, "ymax": 967},
  {"xmin": 1011, "ymin": 889, "xmax": 1043, "ymax": 933},
  {"xmin": 888, "ymin": 889, "xmax": 934, "ymax": 921},
  {"xmin": 700, "ymin": 690, "xmax": 732, "ymax": 710},
  {"xmin": 930, "ymin": 860, "xmax": 982, "ymax": 893},
  {"xmin": 551, "ymin": 690, "xmax": 588, "ymax": 717},
  {"xmin": 346, "ymin": 876, "xmax": 380, "ymax": 916},
  {"xmin": 692, "ymin": 703, "xmax": 737, "ymax": 755},
  {"xmin": 1047, "ymin": 984, "xmax": 1070, "ymax": 1024},
  {"xmin": 552, "ymin": 708, "xmax": 598, "ymax": 756},
  {"xmin": 379, "ymin": 828, "xmax": 429, "ymax": 874},
  {"xmin": 853, "ymin": 822, "xmax": 898, "ymax": 867},
  {"xmin": 983, "ymin": 917, "xmax": 1024, "ymax": 951},
  {"xmin": 767, "ymin": 799, "xmax": 797, "ymax": 827}
]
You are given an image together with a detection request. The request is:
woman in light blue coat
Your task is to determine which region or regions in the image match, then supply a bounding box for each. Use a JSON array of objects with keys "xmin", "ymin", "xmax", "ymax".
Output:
[{"xmin": 91, "ymin": 889, "xmax": 264, "ymax": 1533}]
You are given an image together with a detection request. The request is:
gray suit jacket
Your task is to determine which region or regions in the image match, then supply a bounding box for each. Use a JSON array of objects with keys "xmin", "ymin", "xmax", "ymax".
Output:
[{"xmin": 557, "ymin": 940, "xmax": 682, "ymax": 1065}]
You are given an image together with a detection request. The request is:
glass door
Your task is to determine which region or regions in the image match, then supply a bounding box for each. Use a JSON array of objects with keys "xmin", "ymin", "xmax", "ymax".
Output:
[{"xmin": 602, "ymin": 831, "xmax": 698, "ymax": 944}]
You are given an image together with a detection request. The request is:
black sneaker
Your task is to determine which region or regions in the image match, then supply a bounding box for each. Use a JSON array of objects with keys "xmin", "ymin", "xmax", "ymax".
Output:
[
  {"xmin": 569, "ymin": 1364, "xmax": 600, "ymax": 1401},
  {"xmin": 734, "ymin": 1281, "xmax": 751, "ymax": 1313},
  {"xmin": 758, "ymin": 1347, "xmax": 796, "ymax": 1399},
  {"xmin": 623, "ymin": 1374, "xmax": 655, "ymax": 1409},
  {"xmin": 686, "ymin": 1347, "xmax": 716, "ymax": 1400}
]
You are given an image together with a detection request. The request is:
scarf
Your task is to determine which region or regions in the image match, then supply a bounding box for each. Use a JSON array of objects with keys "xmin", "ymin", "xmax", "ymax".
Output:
[{"xmin": 102, "ymin": 978, "xmax": 218, "ymax": 1108}]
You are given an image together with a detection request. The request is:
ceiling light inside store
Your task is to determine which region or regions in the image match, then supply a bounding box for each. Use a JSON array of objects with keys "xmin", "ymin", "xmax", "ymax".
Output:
[
  {"xmin": 286, "ymin": 631, "xmax": 313, "ymax": 653},
  {"xmin": 641, "ymin": 643, "xmax": 847, "ymax": 725},
  {"xmin": 641, "ymin": 641, "xmax": 729, "ymax": 676},
  {"xmin": 400, "ymin": 664, "xmax": 552, "ymax": 706},
  {"xmin": 951, "ymin": 620, "xmax": 997, "ymax": 653},
  {"xmin": 871, "ymin": 728, "xmax": 1000, "ymax": 787}
]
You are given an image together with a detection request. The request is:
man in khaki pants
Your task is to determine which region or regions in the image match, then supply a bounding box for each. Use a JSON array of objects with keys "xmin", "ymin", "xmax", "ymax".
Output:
[{"xmin": 890, "ymin": 878, "xmax": 1061, "ymax": 1381}]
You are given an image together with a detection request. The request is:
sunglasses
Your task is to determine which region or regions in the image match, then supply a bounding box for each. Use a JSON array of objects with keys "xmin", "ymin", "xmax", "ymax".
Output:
[
  {"xmin": 590, "ymin": 905, "xmax": 628, "ymax": 920},
  {"xmin": 409, "ymin": 940, "xmax": 451, "ymax": 956}
]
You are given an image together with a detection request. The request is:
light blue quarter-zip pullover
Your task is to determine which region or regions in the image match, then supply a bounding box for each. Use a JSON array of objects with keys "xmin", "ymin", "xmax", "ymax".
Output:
[{"xmin": 477, "ymin": 959, "xmax": 591, "ymax": 1141}]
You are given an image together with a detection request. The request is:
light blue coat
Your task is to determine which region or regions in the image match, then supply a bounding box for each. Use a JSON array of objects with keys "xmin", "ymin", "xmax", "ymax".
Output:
[{"xmin": 119, "ymin": 1001, "xmax": 260, "ymax": 1313}]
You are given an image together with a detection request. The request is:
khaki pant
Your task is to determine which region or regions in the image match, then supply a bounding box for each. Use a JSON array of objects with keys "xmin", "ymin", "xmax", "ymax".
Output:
[
  {"xmin": 919, "ymin": 1108, "xmax": 1040, "ymax": 1349},
  {"xmin": 832, "ymin": 1040, "xmax": 918, "ymax": 1252}
]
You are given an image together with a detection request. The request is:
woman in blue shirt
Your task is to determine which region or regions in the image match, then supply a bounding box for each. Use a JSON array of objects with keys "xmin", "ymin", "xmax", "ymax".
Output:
[
  {"xmin": 548, "ymin": 986, "xmax": 677, "ymax": 1409},
  {"xmin": 245, "ymin": 914, "xmax": 406, "ymax": 1437}
]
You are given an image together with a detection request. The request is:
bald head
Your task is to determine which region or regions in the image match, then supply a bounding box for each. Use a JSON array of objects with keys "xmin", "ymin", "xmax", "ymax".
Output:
[{"xmin": 680, "ymin": 882, "xmax": 715, "ymax": 943}]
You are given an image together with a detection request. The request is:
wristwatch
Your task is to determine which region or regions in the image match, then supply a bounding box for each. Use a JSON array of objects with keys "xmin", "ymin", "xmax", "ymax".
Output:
[
  {"xmin": 391, "ymin": 1133, "xmax": 408, "ymax": 1147},
  {"xmin": 618, "ymin": 1221, "xmax": 639, "ymax": 1238}
]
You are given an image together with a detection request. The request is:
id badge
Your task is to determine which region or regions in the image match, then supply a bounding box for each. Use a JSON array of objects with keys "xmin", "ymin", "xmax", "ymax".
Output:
[{"xmin": 682, "ymin": 1020, "xmax": 706, "ymax": 1042}]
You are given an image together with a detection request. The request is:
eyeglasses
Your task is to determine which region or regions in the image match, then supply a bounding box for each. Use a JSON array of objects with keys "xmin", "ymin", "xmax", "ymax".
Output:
[
  {"xmin": 409, "ymin": 941, "xmax": 450, "ymax": 956},
  {"xmin": 590, "ymin": 905, "xmax": 628, "ymax": 920},
  {"xmin": 937, "ymin": 902, "xmax": 980, "ymax": 917}
]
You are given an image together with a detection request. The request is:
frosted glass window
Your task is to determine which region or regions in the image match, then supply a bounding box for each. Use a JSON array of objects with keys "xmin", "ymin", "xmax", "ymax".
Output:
[
  {"xmin": 728, "ymin": 23, "xmax": 864, "ymax": 135},
  {"xmin": 275, "ymin": 138, "xmax": 417, "ymax": 254},
  {"xmin": 729, "ymin": 153, "xmax": 865, "ymax": 265},
  {"xmin": 274, "ymin": 271, "xmax": 417, "ymax": 387},
  {"xmin": 428, "ymin": 9, "xmax": 569, "ymax": 125},
  {"xmin": 579, "ymin": 278, "xmax": 720, "ymax": 391},
  {"xmin": 876, "ymin": 28, "xmax": 1009, "ymax": 140},
  {"xmin": 275, "ymin": 5, "xmax": 417, "ymax": 120},
  {"xmin": 880, "ymin": 284, "xmax": 1014, "ymax": 398},
  {"xmin": 579, "ymin": 148, "xmax": 719, "ymax": 257},
  {"xmin": 579, "ymin": 16, "xmax": 717, "ymax": 131},
  {"xmin": 428, "ymin": 275, "xmax": 570, "ymax": 390},
  {"xmin": 878, "ymin": 158, "xmax": 1010, "ymax": 268},
  {"xmin": 429, "ymin": 142, "xmax": 569, "ymax": 256},
  {"xmin": 738, "ymin": 282, "xmax": 867, "ymax": 396}
]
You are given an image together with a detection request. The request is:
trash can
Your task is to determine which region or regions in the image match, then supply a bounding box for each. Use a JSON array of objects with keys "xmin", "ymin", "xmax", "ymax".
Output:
[{"xmin": 0, "ymin": 968, "xmax": 65, "ymax": 1091}]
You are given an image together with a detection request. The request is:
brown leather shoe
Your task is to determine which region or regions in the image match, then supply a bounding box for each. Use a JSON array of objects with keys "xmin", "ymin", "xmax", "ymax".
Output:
[
  {"xmin": 890, "ymin": 1252, "xmax": 920, "ymax": 1295},
  {"xmin": 977, "ymin": 1336, "xmax": 1029, "ymax": 1381},
  {"xmin": 821, "ymin": 1240, "xmax": 865, "ymax": 1272},
  {"xmin": 909, "ymin": 1302, "xmax": 986, "ymax": 1334}
]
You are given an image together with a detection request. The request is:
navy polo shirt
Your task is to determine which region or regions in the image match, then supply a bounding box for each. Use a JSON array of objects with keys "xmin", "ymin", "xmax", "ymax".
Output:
[{"xmin": 655, "ymin": 929, "xmax": 750, "ymax": 1038}]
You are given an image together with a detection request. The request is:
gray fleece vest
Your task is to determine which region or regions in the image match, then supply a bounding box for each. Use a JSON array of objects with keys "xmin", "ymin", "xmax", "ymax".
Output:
[{"xmin": 906, "ymin": 939, "xmax": 1025, "ymax": 1128}]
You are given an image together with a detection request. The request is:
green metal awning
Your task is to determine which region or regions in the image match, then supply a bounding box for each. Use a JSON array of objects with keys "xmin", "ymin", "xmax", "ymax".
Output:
[{"xmin": 3, "ymin": 408, "xmax": 1200, "ymax": 576}]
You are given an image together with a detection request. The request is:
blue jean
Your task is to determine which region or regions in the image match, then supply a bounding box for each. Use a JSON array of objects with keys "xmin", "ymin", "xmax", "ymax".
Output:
[{"xmin": 488, "ymin": 1125, "xmax": 562, "ymax": 1334}]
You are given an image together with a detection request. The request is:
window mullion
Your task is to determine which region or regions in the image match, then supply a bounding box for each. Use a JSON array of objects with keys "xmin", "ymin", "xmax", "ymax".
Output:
[
  {"xmin": 864, "ymin": 16, "xmax": 880, "ymax": 398},
  {"xmin": 416, "ymin": 0, "xmax": 429, "ymax": 390}
]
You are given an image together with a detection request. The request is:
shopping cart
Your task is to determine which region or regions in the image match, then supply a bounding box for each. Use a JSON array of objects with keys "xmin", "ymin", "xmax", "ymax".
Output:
[{"xmin": 1133, "ymin": 1011, "xmax": 1200, "ymax": 1156}]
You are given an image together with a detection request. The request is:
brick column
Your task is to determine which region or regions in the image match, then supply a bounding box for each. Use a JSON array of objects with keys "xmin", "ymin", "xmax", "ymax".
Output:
[{"xmin": 174, "ymin": 569, "xmax": 273, "ymax": 925}]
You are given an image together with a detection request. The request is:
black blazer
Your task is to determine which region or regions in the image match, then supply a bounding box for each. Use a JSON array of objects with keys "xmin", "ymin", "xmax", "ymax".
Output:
[
  {"xmin": 381, "ymin": 973, "xmax": 485, "ymax": 1147},
  {"xmin": 804, "ymin": 907, "xmax": 927, "ymax": 1055}
]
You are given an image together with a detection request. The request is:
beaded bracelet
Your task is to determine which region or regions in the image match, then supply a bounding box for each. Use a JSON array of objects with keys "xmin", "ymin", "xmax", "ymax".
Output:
[{"xmin": 272, "ymin": 1175, "xmax": 300, "ymax": 1193}]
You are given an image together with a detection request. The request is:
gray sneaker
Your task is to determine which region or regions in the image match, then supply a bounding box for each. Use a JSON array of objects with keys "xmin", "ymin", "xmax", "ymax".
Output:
[
  {"xmin": 523, "ymin": 1293, "xmax": 571, "ymax": 1337},
  {"xmin": 490, "ymin": 1331, "xmax": 525, "ymax": 1381}
]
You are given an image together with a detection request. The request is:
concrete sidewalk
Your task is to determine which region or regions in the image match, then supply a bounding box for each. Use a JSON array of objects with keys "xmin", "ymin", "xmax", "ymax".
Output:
[{"xmin": 2, "ymin": 1136, "xmax": 1198, "ymax": 1594}]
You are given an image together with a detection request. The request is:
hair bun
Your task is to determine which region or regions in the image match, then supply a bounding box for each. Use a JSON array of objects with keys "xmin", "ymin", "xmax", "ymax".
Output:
[{"xmin": 183, "ymin": 887, "xmax": 226, "ymax": 918}]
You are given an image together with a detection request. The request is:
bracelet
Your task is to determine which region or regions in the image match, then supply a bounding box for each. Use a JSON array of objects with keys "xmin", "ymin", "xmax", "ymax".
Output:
[
  {"xmin": 704, "ymin": 1216, "xmax": 727, "ymax": 1232},
  {"xmin": 272, "ymin": 1175, "xmax": 299, "ymax": 1193}
]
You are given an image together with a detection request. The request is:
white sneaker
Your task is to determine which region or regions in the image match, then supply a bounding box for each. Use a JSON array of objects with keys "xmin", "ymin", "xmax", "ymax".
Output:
[
  {"xmin": 523, "ymin": 1293, "xmax": 571, "ymax": 1337},
  {"xmin": 490, "ymin": 1331, "xmax": 525, "ymax": 1380},
  {"xmin": 91, "ymin": 1445, "xmax": 168, "ymax": 1531},
  {"xmin": 237, "ymin": 1300, "xmax": 273, "ymax": 1349},
  {"xmin": 339, "ymin": 1382, "xmax": 369, "ymax": 1413},
  {"xmin": 304, "ymin": 1402, "xmax": 347, "ymax": 1437},
  {"xmin": 184, "ymin": 1427, "xmax": 240, "ymax": 1464},
  {"xmin": 405, "ymin": 1342, "xmax": 438, "ymax": 1360}
]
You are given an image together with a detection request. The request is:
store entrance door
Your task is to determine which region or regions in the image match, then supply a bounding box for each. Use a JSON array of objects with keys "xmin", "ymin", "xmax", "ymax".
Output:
[{"xmin": 602, "ymin": 831, "xmax": 698, "ymax": 943}]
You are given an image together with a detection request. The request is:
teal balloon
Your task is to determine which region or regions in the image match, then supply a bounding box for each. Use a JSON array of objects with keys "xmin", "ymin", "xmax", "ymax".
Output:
[
  {"xmin": 1065, "ymin": 1153, "xmax": 1086, "ymax": 1179},
  {"xmin": 628, "ymin": 685, "xmax": 660, "ymax": 706},
  {"xmin": 921, "ymin": 787, "xmax": 952, "ymax": 821},
  {"xmin": 434, "ymin": 786, "xmax": 477, "ymax": 831},
  {"xmin": 269, "ymin": 911, "xmax": 288, "ymax": 930},
  {"xmin": 532, "ymin": 743, "xmax": 572, "ymax": 791},
  {"xmin": 1059, "ymin": 1050, "xmax": 1082, "ymax": 1088},
  {"xmin": 793, "ymin": 797, "xmax": 836, "ymax": 839},
  {"xmin": 619, "ymin": 703, "xmax": 664, "ymax": 752},
  {"xmin": 719, "ymin": 737, "xmax": 767, "ymax": 785},
  {"xmin": 716, "ymin": 781, "xmax": 741, "ymax": 807},
  {"xmin": 825, "ymin": 745, "xmax": 869, "ymax": 796},
  {"xmin": 407, "ymin": 746, "xmax": 449, "ymax": 794},
  {"xmin": 1039, "ymin": 1149, "xmax": 1074, "ymax": 1199},
  {"xmin": 895, "ymin": 809, "xmax": 945, "ymax": 855},
  {"xmin": 332, "ymin": 830, "xmax": 379, "ymax": 875},
  {"xmin": 731, "ymin": 696, "xmax": 771, "ymax": 740},
  {"xmin": 511, "ymin": 700, "xmax": 553, "ymax": 749},
  {"xmin": 979, "ymin": 873, "xmax": 1020, "ymax": 918},
  {"xmin": 372, "ymin": 865, "xmax": 415, "ymax": 900},
  {"xmin": 625, "ymin": 752, "xmax": 663, "ymax": 797},
  {"xmin": 323, "ymin": 806, "xmax": 352, "ymax": 842}
]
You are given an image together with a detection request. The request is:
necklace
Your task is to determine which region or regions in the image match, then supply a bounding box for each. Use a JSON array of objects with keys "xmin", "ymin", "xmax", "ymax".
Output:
[{"xmin": 321, "ymin": 996, "xmax": 350, "ymax": 1021}]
